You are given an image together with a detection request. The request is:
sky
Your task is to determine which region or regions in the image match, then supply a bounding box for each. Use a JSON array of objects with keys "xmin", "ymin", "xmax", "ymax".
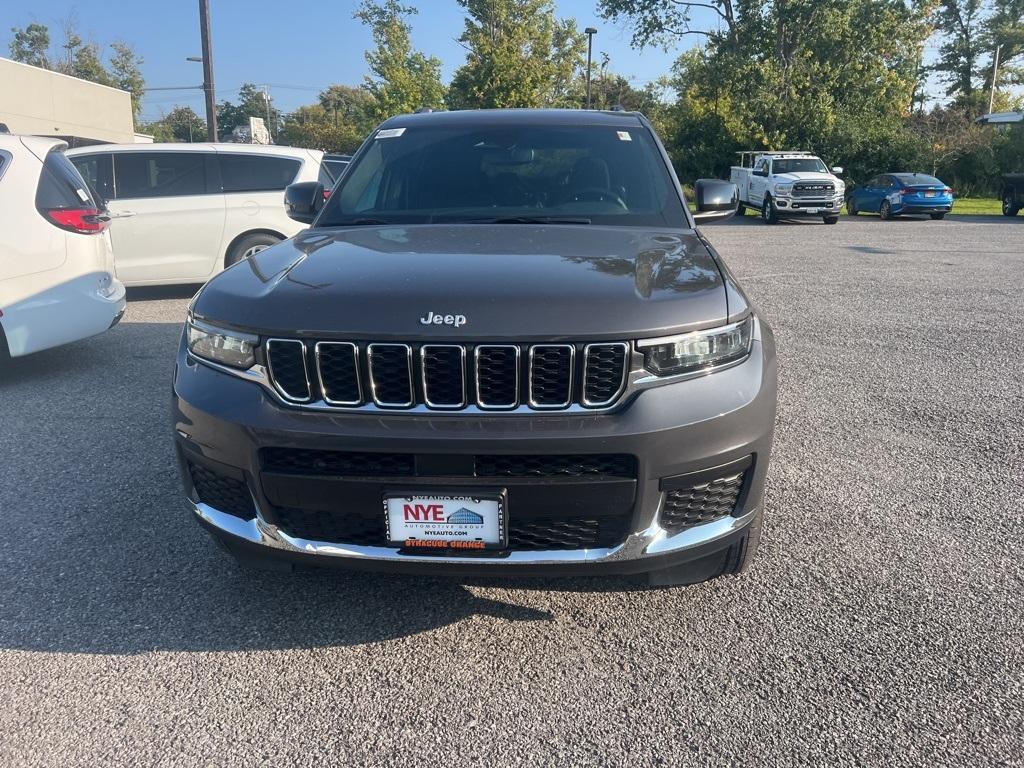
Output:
[{"xmin": 1, "ymin": 0, "xmax": 700, "ymax": 123}]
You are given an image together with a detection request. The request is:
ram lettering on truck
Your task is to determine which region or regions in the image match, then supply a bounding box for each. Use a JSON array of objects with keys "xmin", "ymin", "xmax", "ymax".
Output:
[{"xmin": 730, "ymin": 151, "xmax": 845, "ymax": 225}]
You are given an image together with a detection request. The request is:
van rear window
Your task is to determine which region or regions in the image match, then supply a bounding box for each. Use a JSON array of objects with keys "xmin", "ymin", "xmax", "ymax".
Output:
[
  {"xmin": 36, "ymin": 151, "xmax": 97, "ymax": 210},
  {"xmin": 220, "ymin": 154, "xmax": 301, "ymax": 192}
]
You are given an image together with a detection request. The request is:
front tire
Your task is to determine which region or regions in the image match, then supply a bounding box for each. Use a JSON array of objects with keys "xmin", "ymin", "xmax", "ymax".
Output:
[
  {"xmin": 1003, "ymin": 191, "xmax": 1021, "ymax": 217},
  {"xmin": 880, "ymin": 200, "xmax": 894, "ymax": 220},
  {"xmin": 823, "ymin": 216, "xmax": 839, "ymax": 225},
  {"xmin": 846, "ymin": 197, "xmax": 858, "ymax": 215},
  {"xmin": 930, "ymin": 213, "xmax": 946, "ymax": 220},
  {"xmin": 736, "ymin": 203, "xmax": 746, "ymax": 216},
  {"xmin": 761, "ymin": 197, "xmax": 779, "ymax": 225},
  {"xmin": 226, "ymin": 232, "xmax": 282, "ymax": 268}
]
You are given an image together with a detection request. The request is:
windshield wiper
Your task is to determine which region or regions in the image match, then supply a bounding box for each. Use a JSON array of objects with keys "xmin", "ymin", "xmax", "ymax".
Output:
[
  {"xmin": 460, "ymin": 216, "xmax": 592, "ymax": 225},
  {"xmin": 331, "ymin": 217, "xmax": 393, "ymax": 226}
]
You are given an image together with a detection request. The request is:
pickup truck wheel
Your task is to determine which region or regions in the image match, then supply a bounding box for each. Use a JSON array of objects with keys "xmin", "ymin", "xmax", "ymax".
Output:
[
  {"xmin": 648, "ymin": 507, "xmax": 764, "ymax": 587},
  {"xmin": 879, "ymin": 200, "xmax": 893, "ymax": 220},
  {"xmin": 761, "ymin": 197, "xmax": 779, "ymax": 225},
  {"xmin": 823, "ymin": 216, "xmax": 839, "ymax": 225},
  {"xmin": 736, "ymin": 203, "xmax": 746, "ymax": 216},
  {"xmin": 1003, "ymin": 191, "xmax": 1020, "ymax": 217}
]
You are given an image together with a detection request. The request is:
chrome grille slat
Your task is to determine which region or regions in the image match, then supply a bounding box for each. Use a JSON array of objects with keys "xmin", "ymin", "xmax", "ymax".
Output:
[
  {"xmin": 265, "ymin": 339, "xmax": 312, "ymax": 403},
  {"xmin": 315, "ymin": 342, "xmax": 362, "ymax": 406},
  {"xmin": 264, "ymin": 340, "xmax": 630, "ymax": 412},
  {"xmin": 421, "ymin": 345, "xmax": 466, "ymax": 409},
  {"xmin": 528, "ymin": 345, "xmax": 575, "ymax": 409},
  {"xmin": 475, "ymin": 345, "xmax": 520, "ymax": 409},
  {"xmin": 367, "ymin": 343, "xmax": 414, "ymax": 407},
  {"xmin": 582, "ymin": 342, "xmax": 629, "ymax": 407}
]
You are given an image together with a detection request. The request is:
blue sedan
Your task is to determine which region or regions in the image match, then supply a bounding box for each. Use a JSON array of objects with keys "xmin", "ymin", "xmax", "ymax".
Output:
[{"xmin": 847, "ymin": 173, "xmax": 954, "ymax": 220}]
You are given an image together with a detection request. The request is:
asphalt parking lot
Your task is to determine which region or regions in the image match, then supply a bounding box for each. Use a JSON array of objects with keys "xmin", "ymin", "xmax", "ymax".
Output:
[{"xmin": 1, "ymin": 214, "xmax": 1021, "ymax": 766}]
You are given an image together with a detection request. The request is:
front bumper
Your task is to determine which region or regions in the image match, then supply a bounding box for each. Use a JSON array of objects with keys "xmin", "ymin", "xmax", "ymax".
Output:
[
  {"xmin": 173, "ymin": 321, "xmax": 777, "ymax": 577},
  {"xmin": 774, "ymin": 196, "xmax": 843, "ymax": 215}
]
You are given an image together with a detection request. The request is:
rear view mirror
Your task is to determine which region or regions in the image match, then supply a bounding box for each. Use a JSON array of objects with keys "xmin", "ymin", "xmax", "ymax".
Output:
[
  {"xmin": 285, "ymin": 181, "xmax": 325, "ymax": 224},
  {"xmin": 832, "ymin": 166, "xmax": 844, "ymax": 175},
  {"xmin": 692, "ymin": 179, "xmax": 738, "ymax": 224}
]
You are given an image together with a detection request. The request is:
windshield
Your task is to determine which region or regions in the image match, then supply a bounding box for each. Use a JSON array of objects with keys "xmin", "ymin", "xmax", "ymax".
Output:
[
  {"xmin": 316, "ymin": 123, "xmax": 687, "ymax": 228},
  {"xmin": 773, "ymin": 158, "xmax": 829, "ymax": 174},
  {"xmin": 894, "ymin": 174, "xmax": 943, "ymax": 186}
]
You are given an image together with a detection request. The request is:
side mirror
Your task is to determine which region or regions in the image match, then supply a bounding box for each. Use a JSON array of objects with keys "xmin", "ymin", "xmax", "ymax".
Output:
[
  {"xmin": 692, "ymin": 179, "xmax": 738, "ymax": 224},
  {"xmin": 832, "ymin": 166, "xmax": 844, "ymax": 175},
  {"xmin": 284, "ymin": 181, "xmax": 325, "ymax": 224}
]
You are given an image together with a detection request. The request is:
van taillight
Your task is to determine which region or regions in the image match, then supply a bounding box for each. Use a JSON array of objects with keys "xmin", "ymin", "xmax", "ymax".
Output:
[{"xmin": 44, "ymin": 207, "xmax": 108, "ymax": 234}]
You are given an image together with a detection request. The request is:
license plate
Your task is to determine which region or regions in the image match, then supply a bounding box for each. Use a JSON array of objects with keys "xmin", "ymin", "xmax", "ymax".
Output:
[
  {"xmin": 384, "ymin": 492, "xmax": 506, "ymax": 551},
  {"xmin": 925, "ymin": 191, "xmax": 936, "ymax": 197},
  {"xmin": 805, "ymin": 207, "xmax": 819, "ymax": 214}
]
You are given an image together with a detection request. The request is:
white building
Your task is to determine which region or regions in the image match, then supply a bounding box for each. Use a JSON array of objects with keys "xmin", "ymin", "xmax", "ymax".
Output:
[{"xmin": 0, "ymin": 57, "xmax": 147, "ymax": 145}]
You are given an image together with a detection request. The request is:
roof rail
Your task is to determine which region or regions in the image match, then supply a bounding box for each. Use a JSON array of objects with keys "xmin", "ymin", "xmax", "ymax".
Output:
[{"xmin": 415, "ymin": 107, "xmax": 435, "ymax": 114}]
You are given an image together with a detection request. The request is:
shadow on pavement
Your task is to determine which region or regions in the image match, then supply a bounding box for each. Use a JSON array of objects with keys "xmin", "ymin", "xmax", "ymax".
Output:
[{"xmin": 0, "ymin": 321, "xmax": 556, "ymax": 655}]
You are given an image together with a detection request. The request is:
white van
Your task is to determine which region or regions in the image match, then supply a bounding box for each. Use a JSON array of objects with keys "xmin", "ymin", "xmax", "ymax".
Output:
[
  {"xmin": 67, "ymin": 143, "xmax": 331, "ymax": 286},
  {"xmin": 0, "ymin": 135, "xmax": 126, "ymax": 363}
]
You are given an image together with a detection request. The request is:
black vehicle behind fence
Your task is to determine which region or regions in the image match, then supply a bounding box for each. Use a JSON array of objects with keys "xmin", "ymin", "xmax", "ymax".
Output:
[
  {"xmin": 173, "ymin": 108, "xmax": 777, "ymax": 587},
  {"xmin": 1002, "ymin": 173, "xmax": 1024, "ymax": 217}
]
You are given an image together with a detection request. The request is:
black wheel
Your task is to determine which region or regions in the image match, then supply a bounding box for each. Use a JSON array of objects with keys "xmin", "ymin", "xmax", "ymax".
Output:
[
  {"xmin": 648, "ymin": 508, "xmax": 764, "ymax": 587},
  {"xmin": 0, "ymin": 324, "xmax": 10, "ymax": 375},
  {"xmin": 846, "ymin": 197, "xmax": 858, "ymax": 215},
  {"xmin": 823, "ymin": 216, "xmax": 839, "ymax": 225},
  {"xmin": 880, "ymin": 200, "xmax": 893, "ymax": 220},
  {"xmin": 930, "ymin": 213, "xmax": 945, "ymax": 220},
  {"xmin": 226, "ymin": 232, "xmax": 282, "ymax": 268},
  {"xmin": 761, "ymin": 197, "xmax": 778, "ymax": 224},
  {"xmin": 736, "ymin": 203, "xmax": 746, "ymax": 216},
  {"xmin": 1003, "ymin": 191, "xmax": 1021, "ymax": 217}
]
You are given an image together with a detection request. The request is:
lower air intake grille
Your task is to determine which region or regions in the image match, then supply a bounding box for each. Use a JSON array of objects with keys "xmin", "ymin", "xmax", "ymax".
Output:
[
  {"xmin": 272, "ymin": 511, "xmax": 629, "ymax": 551},
  {"xmin": 660, "ymin": 471, "xmax": 745, "ymax": 535},
  {"xmin": 188, "ymin": 462, "xmax": 255, "ymax": 520},
  {"xmin": 260, "ymin": 448, "xmax": 414, "ymax": 476},
  {"xmin": 474, "ymin": 454, "xmax": 635, "ymax": 478}
]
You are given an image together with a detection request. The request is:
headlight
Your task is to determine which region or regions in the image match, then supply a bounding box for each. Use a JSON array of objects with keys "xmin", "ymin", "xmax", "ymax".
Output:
[
  {"xmin": 775, "ymin": 184, "xmax": 793, "ymax": 195},
  {"xmin": 186, "ymin": 317, "xmax": 258, "ymax": 369},
  {"xmin": 638, "ymin": 317, "xmax": 753, "ymax": 377}
]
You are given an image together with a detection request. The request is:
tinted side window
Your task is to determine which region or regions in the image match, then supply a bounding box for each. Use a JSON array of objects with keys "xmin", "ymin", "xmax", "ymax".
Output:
[
  {"xmin": 114, "ymin": 152, "xmax": 207, "ymax": 199},
  {"xmin": 324, "ymin": 159, "xmax": 350, "ymax": 180},
  {"xmin": 219, "ymin": 154, "xmax": 301, "ymax": 192},
  {"xmin": 36, "ymin": 150, "xmax": 98, "ymax": 210},
  {"xmin": 70, "ymin": 153, "xmax": 114, "ymax": 202},
  {"xmin": 318, "ymin": 163, "xmax": 335, "ymax": 187}
]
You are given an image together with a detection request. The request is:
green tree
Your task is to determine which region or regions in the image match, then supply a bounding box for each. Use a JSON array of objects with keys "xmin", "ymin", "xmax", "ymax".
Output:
[
  {"xmin": 8, "ymin": 22, "xmax": 50, "ymax": 68},
  {"xmin": 217, "ymin": 83, "xmax": 282, "ymax": 140},
  {"xmin": 981, "ymin": 0, "xmax": 1024, "ymax": 100},
  {"xmin": 280, "ymin": 105, "xmax": 366, "ymax": 152},
  {"xmin": 446, "ymin": 0, "xmax": 586, "ymax": 109},
  {"xmin": 318, "ymin": 84, "xmax": 377, "ymax": 134},
  {"xmin": 932, "ymin": 0, "xmax": 988, "ymax": 111},
  {"xmin": 597, "ymin": 0, "xmax": 739, "ymax": 49},
  {"xmin": 164, "ymin": 106, "xmax": 206, "ymax": 142},
  {"xmin": 354, "ymin": 0, "xmax": 445, "ymax": 121},
  {"xmin": 108, "ymin": 42, "xmax": 145, "ymax": 119}
]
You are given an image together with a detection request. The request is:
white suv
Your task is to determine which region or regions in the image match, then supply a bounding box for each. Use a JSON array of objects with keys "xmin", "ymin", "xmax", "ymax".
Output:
[
  {"xmin": 0, "ymin": 135, "xmax": 126, "ymax": 363},
  {"xmin": 67, "ymin": 143, "xmax": 329, "ymax": 286}
]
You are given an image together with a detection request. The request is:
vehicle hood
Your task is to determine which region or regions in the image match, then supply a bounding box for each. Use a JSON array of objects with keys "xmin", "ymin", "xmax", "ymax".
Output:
[
  {"xmin": 773, "ymin": 172, "xmax": 838, "ymax": 184},
  {"xmin": 192, "ymin": 224, "xmax": 729, "ymax": 341}
]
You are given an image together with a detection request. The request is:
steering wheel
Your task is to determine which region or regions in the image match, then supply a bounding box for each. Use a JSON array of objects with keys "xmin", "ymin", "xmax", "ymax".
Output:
[{"xmin": 571, "ymin": 187, "xmax": 628, "ymax": 210}]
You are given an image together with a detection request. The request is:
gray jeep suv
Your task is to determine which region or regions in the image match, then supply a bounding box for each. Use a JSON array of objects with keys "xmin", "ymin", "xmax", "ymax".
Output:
[{"xmin": 173, "ymin": 109, "xmax": 777, "ymax": 586}]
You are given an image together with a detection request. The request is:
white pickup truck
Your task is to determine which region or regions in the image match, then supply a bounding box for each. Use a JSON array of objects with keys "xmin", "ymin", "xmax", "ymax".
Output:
[{"xmin": 730, "ymin": 151, "xmax": 845, "ymax": 225}]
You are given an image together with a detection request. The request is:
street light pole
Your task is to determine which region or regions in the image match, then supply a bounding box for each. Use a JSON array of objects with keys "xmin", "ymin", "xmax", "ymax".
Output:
[
  {"xmin": 585, "ymin": 27, "xmax": 597, "ymax": 109},
  {"xmin": 198, "ymin": 0, "xmax": 217, "ymax": 141},
  {"xmin": 989, "ymin": 44, "xmax": 1003, "ymax": 116}
]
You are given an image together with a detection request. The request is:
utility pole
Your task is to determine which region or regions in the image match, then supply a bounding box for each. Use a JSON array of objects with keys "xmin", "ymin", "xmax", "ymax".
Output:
[
  {"xmin": 988, "ymin": 44, "xmax": 1002, "ymax": 115},
  {"xmin": 263, "ymin": 85, "xmax": 273, "ymax": 143},
  {"xmin": 585, "ymin": 27, "xmax": 597, "ymax": 109},
  {"xmin": 198, "ymin": 0, "xmax": 217, "ymax": 141}
]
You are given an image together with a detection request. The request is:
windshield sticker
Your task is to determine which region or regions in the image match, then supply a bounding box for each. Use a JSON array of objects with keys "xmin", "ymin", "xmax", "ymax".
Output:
[
  {"xmin": 616, "ymin": 131, "xmax": 632, "ymax": 141},
  {"xmin": 75, "ymin": 187, "xmax": 90, "ymax": 202},
  {"xmin": 376, "ymin": 128, "xmax": 406, "ymax": 139}
]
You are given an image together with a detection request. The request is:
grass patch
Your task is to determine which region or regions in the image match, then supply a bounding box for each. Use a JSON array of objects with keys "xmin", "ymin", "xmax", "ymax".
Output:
[{"xmin": 950, "ymin": 198, "xmax": 1001, "ymax": 215}]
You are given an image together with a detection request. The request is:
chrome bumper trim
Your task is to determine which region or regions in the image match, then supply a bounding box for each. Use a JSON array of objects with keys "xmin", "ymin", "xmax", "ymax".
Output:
[{"xmin": 194, "ymin": 502, "xmax": 754, "ymax": 566}]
